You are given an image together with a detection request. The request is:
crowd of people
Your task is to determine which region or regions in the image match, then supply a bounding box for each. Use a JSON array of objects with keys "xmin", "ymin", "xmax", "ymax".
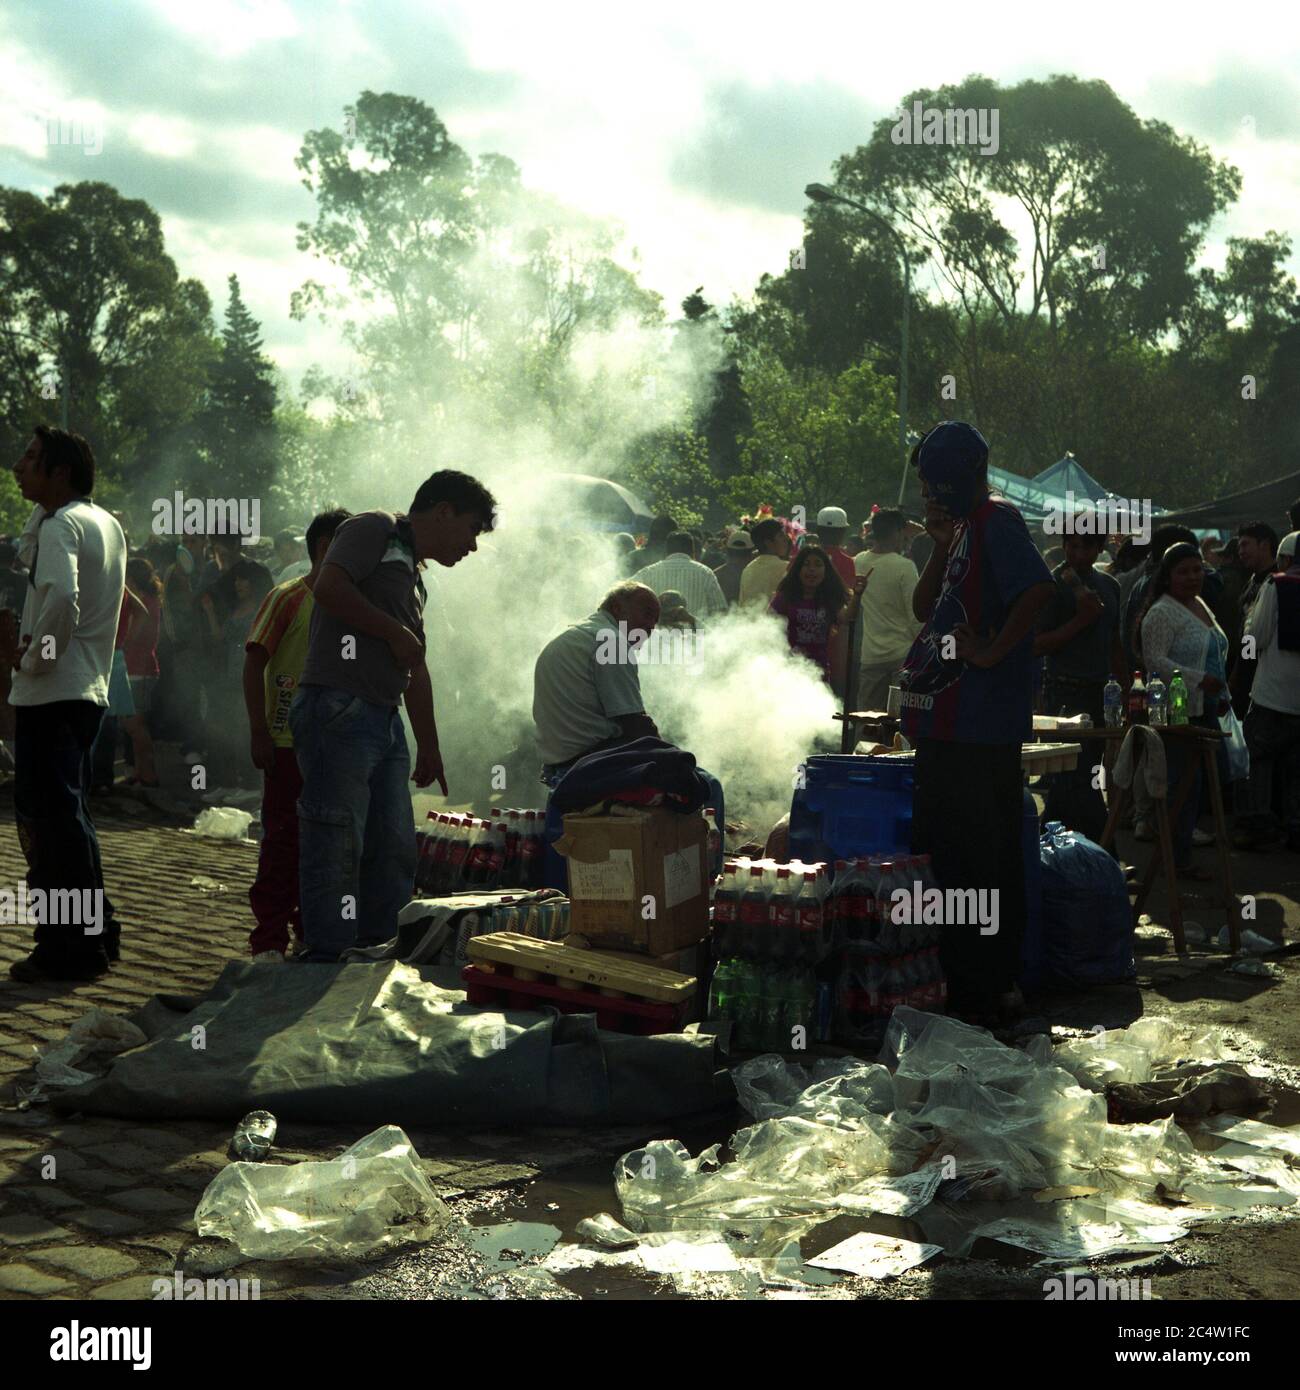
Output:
[
  {"xmin": 2, "ymin": 422, "xmax": 496, "ymax": 980},
  {"xmin": 6, "ymin": 416, "xmax": 1297, "ymax": 1029}
]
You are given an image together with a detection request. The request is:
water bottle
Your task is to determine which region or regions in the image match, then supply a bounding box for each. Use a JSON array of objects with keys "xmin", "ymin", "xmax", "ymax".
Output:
[
  {"xmin": 230, "ymin": 1110, "xmax": 277, "ymax": 1161},
  {"xmin": 1147, "ymin": 673, "xmax": 1168, "ymax": 727},
  {"xmin": 1103, "ymin": 677, "xmax": 1123, "ymax": 728},
  {"xmin": 1169, "ymin": 669, "xmax": 1189, "ymax": 726}
]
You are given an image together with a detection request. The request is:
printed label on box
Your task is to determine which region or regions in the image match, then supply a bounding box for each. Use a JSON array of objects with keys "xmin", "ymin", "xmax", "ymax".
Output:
[
  {"xmin": 663, "ymin": 844, "xmax": 701, "ymax": 911},
  {"xmin": 567, "ymin": 848, "xmax": 636, "ymax": 901}
]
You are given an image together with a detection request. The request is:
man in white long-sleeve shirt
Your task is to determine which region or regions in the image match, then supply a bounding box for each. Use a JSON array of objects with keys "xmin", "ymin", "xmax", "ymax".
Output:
[
  {"xmin": 1235, "ymin": 531, "xmax": 1300, "ymax": 851},
  {"xmin": 5, "ymin": 427, "xmax": 125, "ymax": 982}
]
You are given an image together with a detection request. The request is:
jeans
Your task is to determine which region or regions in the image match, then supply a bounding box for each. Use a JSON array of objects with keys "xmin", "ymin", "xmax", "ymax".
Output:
[
  {"xmin": 13, "ymin": 701, "xmax": 120, "ymax": 965},
  {"xmin": 291, "ymin": 685, "xmax": 415, "ymax": 961},
  {"xmin": 1239, "ymin": 704, "xmax": 1300, "ymax": 838}
]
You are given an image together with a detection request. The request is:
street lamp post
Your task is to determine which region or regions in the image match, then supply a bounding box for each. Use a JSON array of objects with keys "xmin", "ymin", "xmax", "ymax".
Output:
[{"xmin": 804, "ymin": 183, "xmax": 911, "ymax": 506}]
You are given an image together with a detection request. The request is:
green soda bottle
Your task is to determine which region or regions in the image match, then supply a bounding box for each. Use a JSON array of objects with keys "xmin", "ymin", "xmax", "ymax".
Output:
[
  {"xmin": 1169, "ymin": 669, "xmax": 1189, "ymax": 726},
  {"xmin": 707, "ymin": 957, "xmax": 735, "ymax": 1023}
]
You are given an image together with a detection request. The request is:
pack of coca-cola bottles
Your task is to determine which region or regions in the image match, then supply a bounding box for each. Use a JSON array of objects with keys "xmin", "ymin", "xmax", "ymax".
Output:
[
  {"xmin": 826, "ymin": 854, "xmax": 947, "ymax": 1049},
  {"xmin": 415, "ymin": 807, "xmax": 549, "ymax": 895}
]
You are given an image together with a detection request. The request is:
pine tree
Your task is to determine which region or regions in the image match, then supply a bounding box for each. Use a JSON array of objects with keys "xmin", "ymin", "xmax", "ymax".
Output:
[{"xmin": 200, "ymin": 274, "xmax": 278, "ymax": 497}]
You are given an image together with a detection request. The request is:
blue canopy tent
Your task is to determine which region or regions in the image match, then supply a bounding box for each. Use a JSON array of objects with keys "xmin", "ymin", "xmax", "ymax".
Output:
[{"xmin": 1033, "ymin": 452, "xmax": 1114, "ymax": 504}]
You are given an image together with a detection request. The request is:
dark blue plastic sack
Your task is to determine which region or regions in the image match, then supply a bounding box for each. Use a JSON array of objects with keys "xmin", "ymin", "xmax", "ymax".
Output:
[{"xmin": 1038, "ymin": 821, "xmax": 1135, "ymax": 985}]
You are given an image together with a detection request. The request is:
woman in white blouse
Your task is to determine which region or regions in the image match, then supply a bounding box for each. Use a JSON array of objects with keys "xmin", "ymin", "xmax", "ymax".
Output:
[{"xmin": 1138, "ymin": 542, "xmax": 1230, "ymax": 879}]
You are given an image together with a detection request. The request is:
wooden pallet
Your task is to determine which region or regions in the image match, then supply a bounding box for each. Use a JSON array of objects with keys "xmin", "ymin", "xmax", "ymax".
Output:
[{"xmin": 465, "ymin": 932, "xmax": 696, "ymax": 1003}]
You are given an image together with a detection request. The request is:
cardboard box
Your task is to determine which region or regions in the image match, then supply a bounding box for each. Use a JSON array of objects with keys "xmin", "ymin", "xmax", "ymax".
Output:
[{"xmin": 554, "ymin": 807, "xmax": 709, "ymax": 955}]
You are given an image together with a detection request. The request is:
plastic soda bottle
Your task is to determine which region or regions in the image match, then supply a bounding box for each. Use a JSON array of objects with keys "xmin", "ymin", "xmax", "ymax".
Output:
[
  {"xmin": 1147, "ymin": 673, "xmax": 1168, "ymax": 727},
  {"xmin": 1127, "ymin": 671, "xmax": 1146, "ymax": 726},
  {"xmin": 1103, "ymin": 676, "xmax": 1123, "ymax": 729},
  {"xmin": 1169, "ymin": 669, "xmax": 1189, "ymax": 726},
  {"xmin": 230, "ymin": 1110, "xmax": 277, "ymax": 1161}
]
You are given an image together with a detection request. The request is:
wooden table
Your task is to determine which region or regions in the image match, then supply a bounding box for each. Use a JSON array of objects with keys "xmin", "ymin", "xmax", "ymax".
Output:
[
  {"xmin": 1094, "ymin": 723, "xmax": 1241, "ymax": 954},
  {"xmin": 829, "ymin": 719, "xmax": 1082, "ymax": 777}
]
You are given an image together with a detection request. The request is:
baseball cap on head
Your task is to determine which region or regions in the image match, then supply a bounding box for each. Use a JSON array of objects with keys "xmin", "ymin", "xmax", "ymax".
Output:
[
  {"xmin": 726, "ymin": 530, "xmax": 754, "ymax": 551},
  {"xmin": 816, "ymin": 506, "xmax": 848, "ymax": 528},
  {"xmin": 917, "ymin": 420, "xmax": 990, "ymax": 518},
  {"xmin": 1279, "ymin": 530, "xmax": 1299, "ymax": 559}
]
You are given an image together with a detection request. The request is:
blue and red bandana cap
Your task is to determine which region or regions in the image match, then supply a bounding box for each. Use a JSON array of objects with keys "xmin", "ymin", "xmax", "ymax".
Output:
[{"xmin": 917, "ymin": 420, "xmax": 990, "ymax": 519}]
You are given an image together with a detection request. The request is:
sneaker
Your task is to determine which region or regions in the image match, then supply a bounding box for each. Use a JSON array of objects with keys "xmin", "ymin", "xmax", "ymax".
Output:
[
  {"xmin": 1191, "ymin": 827, "xmax": 1214, "ymax": 847},
  {"xmin": 1132, "ymin": 820, "xmax": 1154, "ymax": 842}
]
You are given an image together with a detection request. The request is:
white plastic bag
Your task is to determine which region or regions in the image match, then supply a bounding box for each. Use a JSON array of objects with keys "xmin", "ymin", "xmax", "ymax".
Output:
[
  {"xmin": 195, "ymin": 1125, "xmax": 453, "ymax": 1259},
  {"xmin": 1218, "ymin": 708, "xmax": 1249, "ymax": 783},
  {"xmin": 193, "ymin": 807, "xmax": 253, "ymax": 840}
]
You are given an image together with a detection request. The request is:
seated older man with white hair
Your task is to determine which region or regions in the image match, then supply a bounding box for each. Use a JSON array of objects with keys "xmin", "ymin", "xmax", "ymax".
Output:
[
  {"xmin": 533, "ymin": 581, "xmax": 662, "ymax": 778},
  {"xmin": 532, "ymin": 580, "xmax": 725, "ymax": 885}
]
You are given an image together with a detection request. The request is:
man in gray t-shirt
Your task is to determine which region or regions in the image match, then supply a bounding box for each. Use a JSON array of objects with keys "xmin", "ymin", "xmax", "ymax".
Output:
[
  {"xmin": 300, "ymin": 511, "xmax": 428, "ymax": 706},
  {"xmin": 291, "ymin": 470, "xmax": 497, "ymax": 961}
]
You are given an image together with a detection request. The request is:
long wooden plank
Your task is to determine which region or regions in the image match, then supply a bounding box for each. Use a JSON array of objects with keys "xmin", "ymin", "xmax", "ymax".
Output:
[{"xmin": 466, "ymin": 932, "xmax": 696, "ymax": 1002}]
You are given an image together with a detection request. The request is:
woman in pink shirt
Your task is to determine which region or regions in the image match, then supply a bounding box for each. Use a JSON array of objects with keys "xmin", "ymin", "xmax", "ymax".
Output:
[{"xmin": 769, "ymin": 544, "xmax": 866, "ymax": 686}]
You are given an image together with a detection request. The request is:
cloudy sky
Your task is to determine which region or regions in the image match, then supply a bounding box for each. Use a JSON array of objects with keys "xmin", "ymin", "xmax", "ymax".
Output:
[{"xmin": 3, "ymin": 0, "xmax": 1299, "ymax": 385}]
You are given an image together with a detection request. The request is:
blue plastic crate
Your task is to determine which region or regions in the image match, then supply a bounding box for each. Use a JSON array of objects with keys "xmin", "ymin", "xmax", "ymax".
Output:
[{"xmin": 788, "ymin": 755, "xmax": 915, "ymax": 863}]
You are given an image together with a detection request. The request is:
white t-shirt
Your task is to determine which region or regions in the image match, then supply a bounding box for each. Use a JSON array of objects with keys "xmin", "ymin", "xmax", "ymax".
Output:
[
  {"xmin": 11, "ymin": 499, "xmax": 126, "ymax": 707},
  {"xmin": 1245, "ymin": 576, "xmax": 1300, "ymax": 716},
  {"xmin": 533, "ymin": 611, "xmax": 647, "ymax": 765},
  {"xmin": 854, "ymin": 548, "xmax": 920, "ymax": 666},
  {"xmin": 739, "ymin": 553, "xmax": 788, "ymax": 608}
]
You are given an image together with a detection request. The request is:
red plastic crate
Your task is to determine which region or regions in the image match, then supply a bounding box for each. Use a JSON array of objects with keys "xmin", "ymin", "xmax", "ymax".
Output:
[{"xmin": 461, "ymin": 964, "xmax": 687, "ymax": 1035}]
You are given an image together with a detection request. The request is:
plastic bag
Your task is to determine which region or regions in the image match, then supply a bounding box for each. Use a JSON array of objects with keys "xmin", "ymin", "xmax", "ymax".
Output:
[
  {"xmin": 33, "ymin": 1008, "xmax": 149, "ymax": 1090},
  {"xmin": 1038, "ymin": 823, "xmax": 1135, "ymax": 984},
  {"xmin": 193, "ymin": 807, "xmax": 253, "ymax": 840},
  {"xmin": 1218, "ymin": 708, "xmax": 1249, "ymax": 783},
  {"xmin": 732, "ymin": 1054, "xmax": 895, "ymax": 1126},
  {"xmin": 194, "ymin": 1125, "xmax": 453, "ymax": 1259}
]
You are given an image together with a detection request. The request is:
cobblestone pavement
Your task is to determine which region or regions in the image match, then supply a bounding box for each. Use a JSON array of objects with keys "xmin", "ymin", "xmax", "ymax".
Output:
[
  {"xmin": 3, "ymin": 783, "xmax": 1299, "ymax": 1303},
  {"xmin": 0, "ymin": 790, "xmax": 662, "ymax": 1302}
]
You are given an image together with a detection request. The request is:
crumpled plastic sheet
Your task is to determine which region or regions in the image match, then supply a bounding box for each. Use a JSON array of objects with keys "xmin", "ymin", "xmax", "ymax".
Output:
[
  {"xmin": 1052, "ymin": 1018, "xmax": 1230, "ymax": 1092},
  {"xmin": 611, "ymin": 1008, "xmax": 1300, "ymax": 1270},
  {"xmin": 195, "ymin": 1124, "xmax": 453, "ymax": 1259},
  {"xmin": 192, "ymin": 806, "xmax": 254, "ymax": 840},
  {"xmin": 28, "ymin": 1008, "xmax": 150, "ymax": 1095}
]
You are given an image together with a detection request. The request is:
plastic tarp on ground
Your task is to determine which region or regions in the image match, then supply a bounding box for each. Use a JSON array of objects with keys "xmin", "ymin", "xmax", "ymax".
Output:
[{"xmin": 50, "ymin": 961, "xmax": 731, "ymax": 1127}]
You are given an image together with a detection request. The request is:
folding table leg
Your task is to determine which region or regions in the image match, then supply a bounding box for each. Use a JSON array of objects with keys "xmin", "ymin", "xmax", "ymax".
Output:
[
  {"xmin": 1133, "ymin": 753, "xmax": 1198, "ymax": 933},
  {"xmin": 1154, "ymin": 798, "xmax": 1184, "ymax": 950},
  {"xmin": 1100, "ymin": 783, "xmax": 1128, "ymax": 852},
  {"xmin": 1202, "ymin": 741, "xmax": 1242, "ymax": 952}
]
